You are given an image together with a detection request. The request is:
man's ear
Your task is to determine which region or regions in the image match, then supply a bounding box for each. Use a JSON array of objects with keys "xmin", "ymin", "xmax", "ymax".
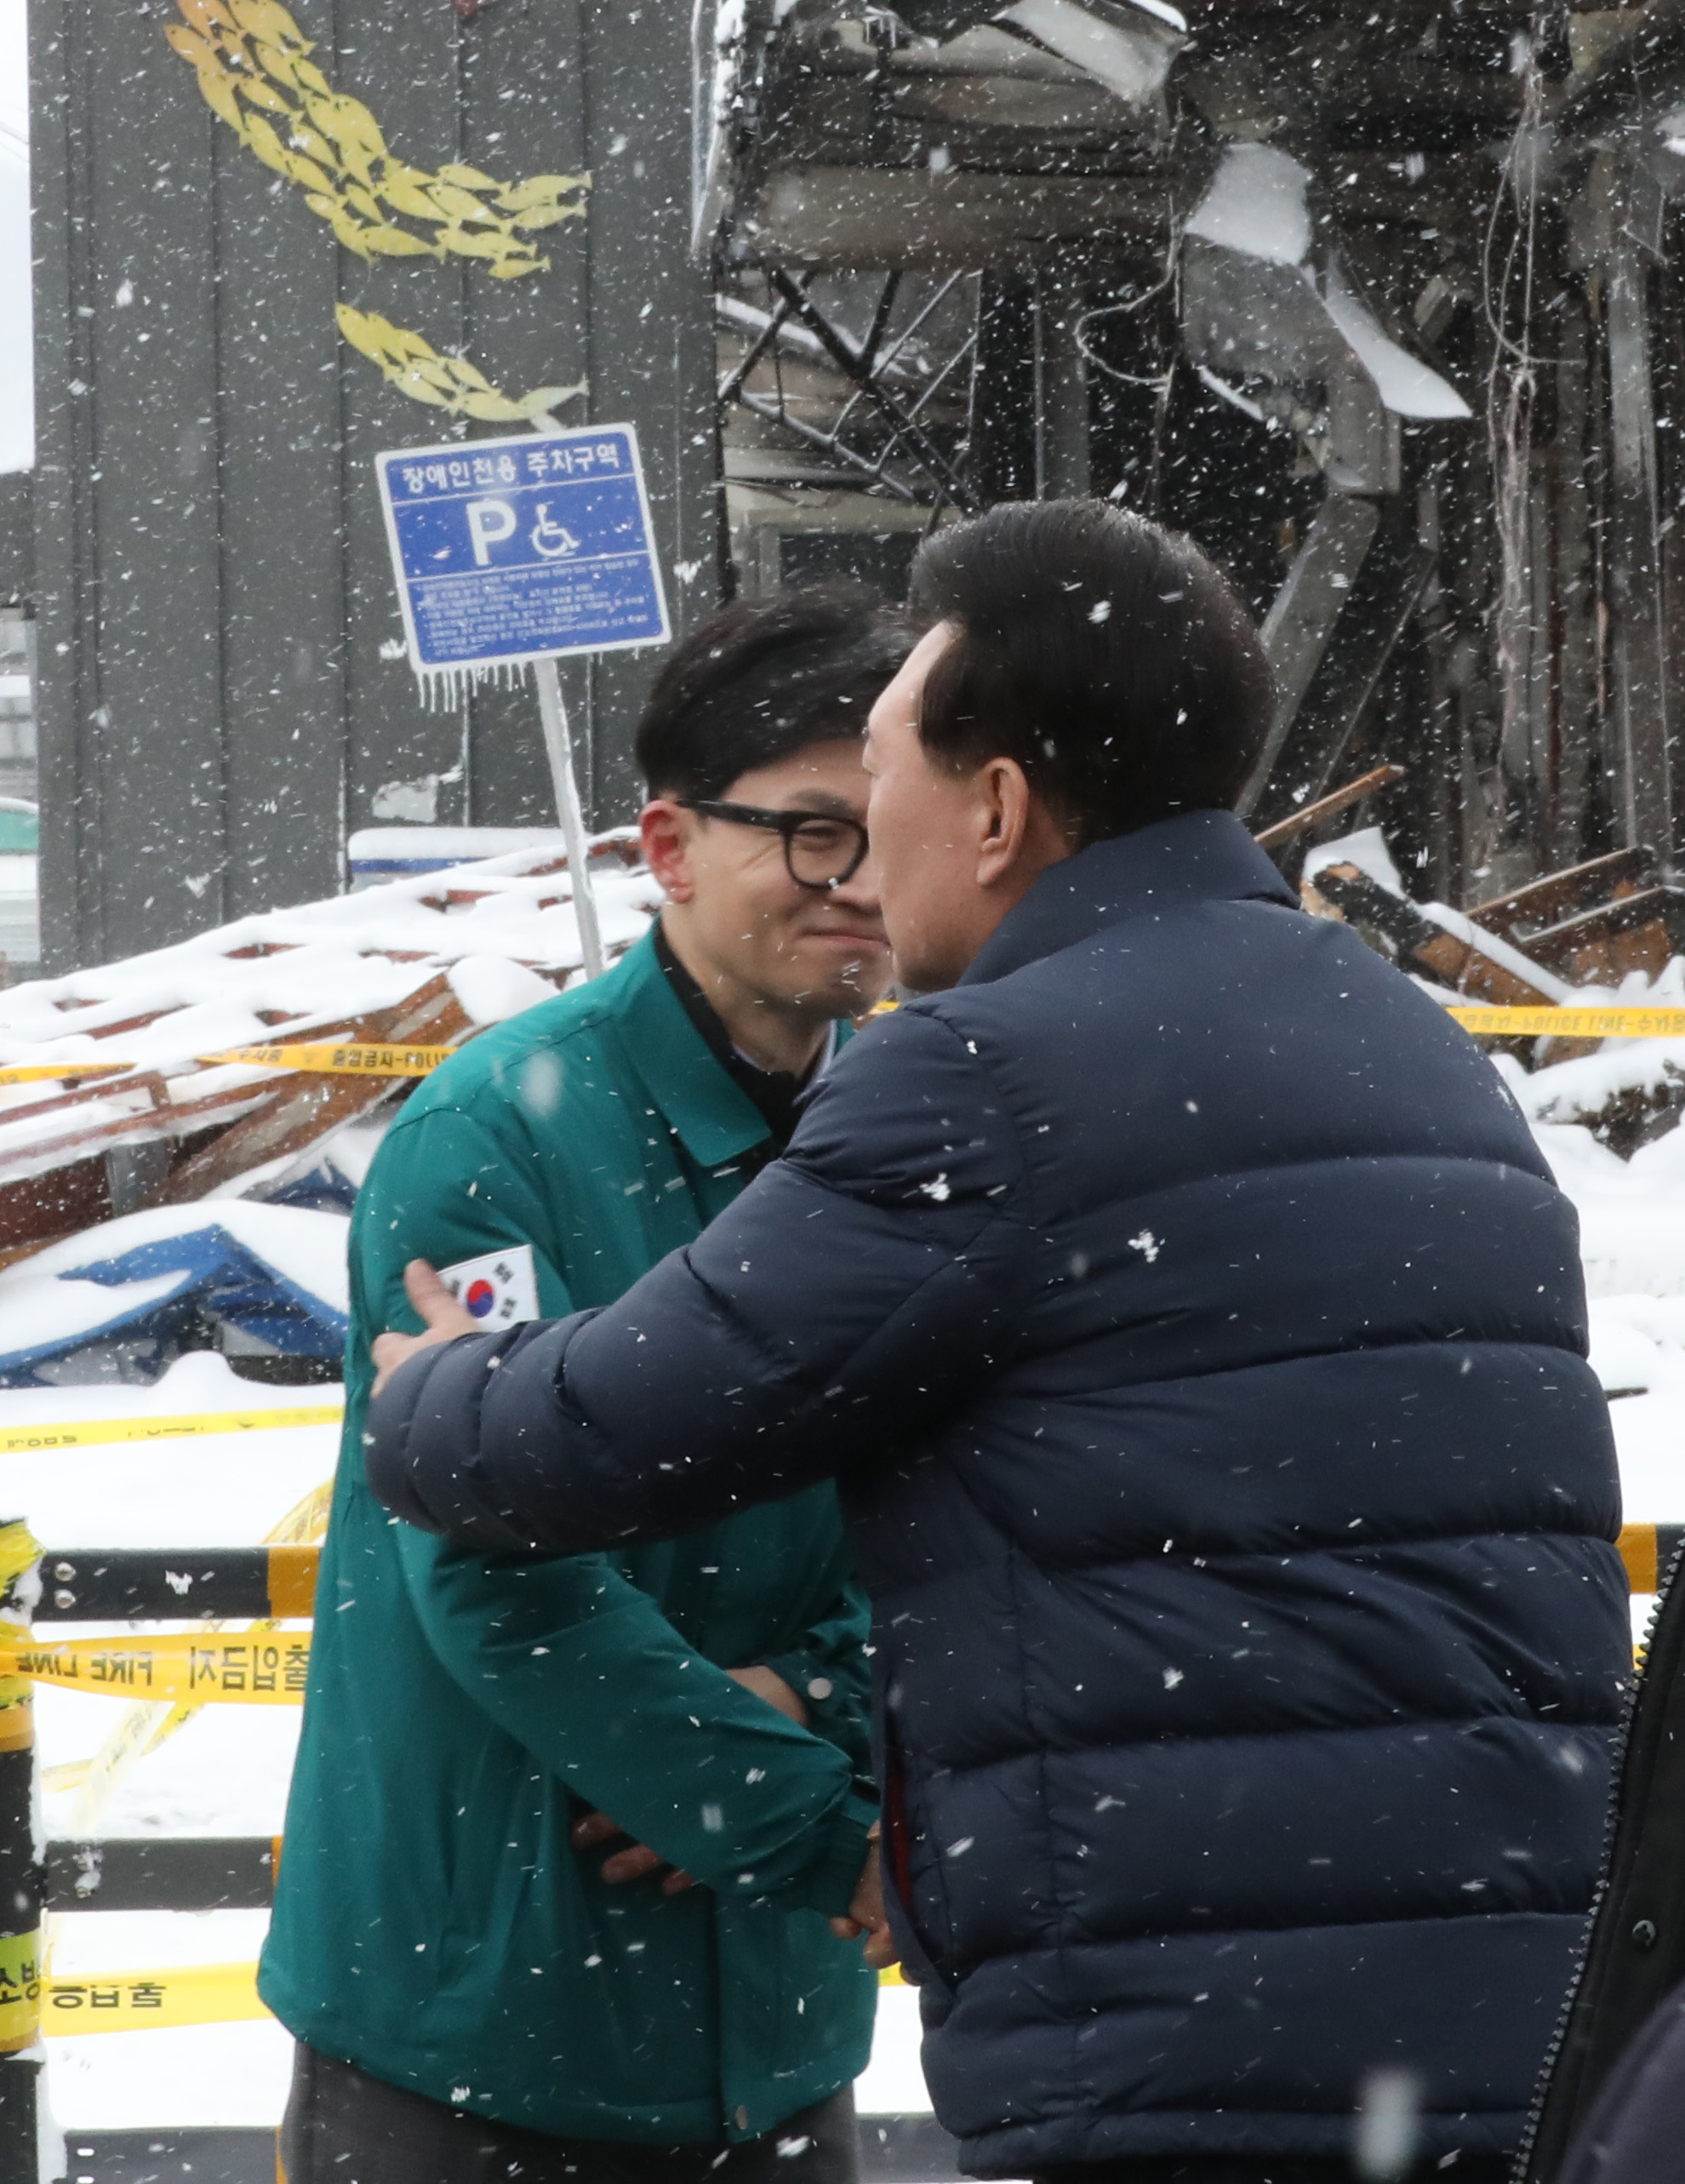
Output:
[
  {"xmin": 975, "ymin": 758, "xmax": 1074, "ymax": 893},
  {"xmin": 641, "ymin": 799, "xmax": 695, "ymax": 903},
  {"xmin": 975, "ymin": 757, "xmax": 1036, "ymax": 889}
]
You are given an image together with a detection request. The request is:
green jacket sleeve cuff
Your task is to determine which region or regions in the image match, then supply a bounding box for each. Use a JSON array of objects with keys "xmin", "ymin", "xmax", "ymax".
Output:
[
  {"xmin": 764, "ymin": 1644, "xmax": 869, "ymax": 1763},
  {"xmin": 791, "ymin": 1789, "xmax": 879, "ymax": 1920},
  {"xmin": 395, "ymin": 1529, "xmax": 873, "ymax": 1902}
]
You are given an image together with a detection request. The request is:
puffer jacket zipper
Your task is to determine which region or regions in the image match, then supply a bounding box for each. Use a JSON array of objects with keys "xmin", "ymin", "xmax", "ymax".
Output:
[{"xmin": 1516, "ymin": 1536, "xmax": 1685, "ymax": 2181}]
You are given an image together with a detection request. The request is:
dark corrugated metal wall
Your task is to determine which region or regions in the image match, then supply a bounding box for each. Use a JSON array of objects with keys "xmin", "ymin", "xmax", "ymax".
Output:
[{"xmin": 30, "ymin": 0, "xmax": 718, "ymax": 969}]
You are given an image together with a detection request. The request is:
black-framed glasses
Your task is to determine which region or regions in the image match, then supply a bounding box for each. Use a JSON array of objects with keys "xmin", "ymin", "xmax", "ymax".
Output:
[{"xmin": 679, "ymin": 799, "xmax": 871, "ymax": 891}]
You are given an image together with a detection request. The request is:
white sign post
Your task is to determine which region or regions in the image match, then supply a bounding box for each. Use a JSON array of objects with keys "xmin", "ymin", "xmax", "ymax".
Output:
[
  {"xmin": 375, "ymin": 423, "xmax": 672, "ymax": 981},
  {"xmin": 533, "ymin": 656, "xmax": 603, "ymax": 979}
]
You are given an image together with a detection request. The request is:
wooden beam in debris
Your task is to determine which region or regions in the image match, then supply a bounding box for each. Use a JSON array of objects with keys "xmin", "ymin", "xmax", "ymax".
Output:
[
  {"xmin": 0, "ymin": 845, "xmax": 639, "ymax": 1263},
  {"xmin": 1463, "ymin": 847, "xmax": 1683, "ymax": 986},
  {"xmin": 1254, "ymin": 765, "xmax": 1407, "ymax": 853},
  {"xmin": 1239, "ymin": 495, "xmax": 1382, "ymax": 821},
  {"xmin": 0, "ymin": 977, "xmax": 471, "ymax": 1266},
  {"xmin": 1607, "ymin": 216, "xmax": 1676, "ymax": 854},
  {"xmin": 1252, "ymin": 505, "xmax": 1437, "ymax": 831},
  {"xmin": 1310, "ymin": 864, "xmax": 1560, "ymax": 1007},
  {"xmin": 1510, "ymin": 888, "xmax": 1685, "ymax": 984},
  {"xmin": 0, "ymin": 1076, "xmax": 276, "ymax": 1259},
  {"xmin": 1465, "ymin": 847, "xmax": 1659, "ymax": 942}
]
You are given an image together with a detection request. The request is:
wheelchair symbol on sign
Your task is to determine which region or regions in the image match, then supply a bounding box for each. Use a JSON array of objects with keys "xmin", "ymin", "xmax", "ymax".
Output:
[{"xmin": 530, "ymin": 504, "xmax": 580, "ymax": 559}]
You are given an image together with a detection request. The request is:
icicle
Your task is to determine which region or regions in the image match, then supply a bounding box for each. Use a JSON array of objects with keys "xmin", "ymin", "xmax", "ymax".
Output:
[{"xmin": 412, "ymin": 660, "xmax": 533, "ymax": 711}]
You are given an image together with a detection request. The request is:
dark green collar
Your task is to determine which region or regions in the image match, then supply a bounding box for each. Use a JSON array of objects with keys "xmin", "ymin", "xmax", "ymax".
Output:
[{"xmin": 608, "ymin": 929, "xmax": 774, "ymax": 1169}]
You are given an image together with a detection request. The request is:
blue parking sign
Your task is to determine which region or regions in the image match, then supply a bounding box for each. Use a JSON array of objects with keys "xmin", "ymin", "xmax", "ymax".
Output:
[{"xmin": 375, "ymin": 423, "xmax": 671, "ymax": 676}]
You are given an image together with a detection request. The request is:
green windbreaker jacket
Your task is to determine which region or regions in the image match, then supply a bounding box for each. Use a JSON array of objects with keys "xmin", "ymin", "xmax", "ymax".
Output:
[{"xmin": 260, "ymin": 930, "xmax": 879, "ymax": 2143}]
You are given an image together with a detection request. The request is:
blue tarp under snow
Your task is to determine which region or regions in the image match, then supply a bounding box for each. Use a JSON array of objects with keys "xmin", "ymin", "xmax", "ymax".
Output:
[{"xmin": 0, "ymin": 1203, "xmax": 350, "ymax": 1386}]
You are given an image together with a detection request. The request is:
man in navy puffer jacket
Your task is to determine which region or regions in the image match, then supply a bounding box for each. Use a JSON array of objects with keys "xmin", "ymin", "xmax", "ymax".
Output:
[{"xmin": 367, "ymin": 502, "xmax": 1627, "ymax": 2184}]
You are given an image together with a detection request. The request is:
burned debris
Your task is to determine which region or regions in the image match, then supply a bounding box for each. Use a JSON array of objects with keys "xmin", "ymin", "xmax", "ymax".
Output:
[{"xmin": 704, "ymin": 0, "xmax": 1685, "ymax": 934}]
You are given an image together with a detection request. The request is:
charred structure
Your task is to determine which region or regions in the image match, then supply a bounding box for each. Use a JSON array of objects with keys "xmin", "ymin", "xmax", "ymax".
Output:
[{"xmin": 705, "ymin": 0, "xmax": 1685, "ymax": 912}]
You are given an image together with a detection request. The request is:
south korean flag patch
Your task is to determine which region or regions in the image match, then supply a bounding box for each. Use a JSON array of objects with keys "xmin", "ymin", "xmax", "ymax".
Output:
[{"xmin": 439, "ymin": 1244, "xmax": 540, "ymax": 1329}]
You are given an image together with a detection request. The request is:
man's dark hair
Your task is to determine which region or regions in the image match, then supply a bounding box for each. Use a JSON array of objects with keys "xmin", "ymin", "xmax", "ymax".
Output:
[
  {"xmin": 908, "ymin": 500, "xmax": 1271, "ymax": 845},
  {"xmin": 636, "ymin": 587, "xmax": 911, "ymax": 801}
]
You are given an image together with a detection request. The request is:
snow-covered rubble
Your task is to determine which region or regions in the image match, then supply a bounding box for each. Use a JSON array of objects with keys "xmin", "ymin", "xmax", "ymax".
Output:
[
  {"xmin": 0, "ymin": 833, "xmax": 664, "ymax": 1349},
  {"xmin": 0, "ymin": 834, "xmax": 659, "ymax": 1076},
  {"xmin": 0, "ymin": 1203, "xmax": 349, "ymax": 1384}
]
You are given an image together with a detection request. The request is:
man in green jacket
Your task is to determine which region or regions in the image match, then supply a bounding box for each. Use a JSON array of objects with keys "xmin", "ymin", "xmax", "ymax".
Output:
[{"xmin": 260, "ymin": 589, "xmax": 908, "ymax": 2184}]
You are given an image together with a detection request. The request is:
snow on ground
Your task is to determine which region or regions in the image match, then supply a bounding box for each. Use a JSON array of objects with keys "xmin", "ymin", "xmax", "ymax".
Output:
[
  {"xmin": 12, "ymin": 1042, "xmax": 1685, "ymax": 2132},
  {"xmin": 1524, "ymin": 1116, "xmax": 1685, "ymax": 1552},
  {"xmin": 1, "ymin": 1353, "xmax": 336, "ymax": 1552}
]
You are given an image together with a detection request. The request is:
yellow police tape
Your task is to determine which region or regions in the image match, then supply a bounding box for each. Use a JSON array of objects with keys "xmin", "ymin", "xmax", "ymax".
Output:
[
  {"xmin": 49, "ymin": 1478, "xmax": 334, "ymax": 1811},
  {"xmin": 0, "ymin": 1063, "xmax": 130, "ymax": 1083},
  {"xmin": 0, "ymin": 1517, "xmax": 37, "ymax": 1754},
  {"xmin": 0, "ymin": 1403, "xmax": 342, "ymax": 1456},
  {"xmin": 1447, "ymin": 1006, "xmax": 1685, "ymax": 1038},
  {"xmin": 5, "ymin": 1632, "xmax": 311, "ymax": 1704},
  {"xmin": 41, "ymin": 1959, "xmax": 270, "ymax": 2035},
  {"xmin": 37, "ymin": 1960, "xmax": 905, "ymax": 2034},
  {"xmin": 12, "ymin": 1513, "xmax": 1666, "ymax": 1718},
  {"xmin": 0, "ymin": 1929, "xmax": 41, "ymax": 2053},
  {"xmin": 6, "ymin": 1014, "xmax": 1685, "ymax": 1089},
  {"xmin": 205, "ymin": 1043, "xmax": 458, "ymax": 1076},
  {"xmin": 0, "ymin": 1042, "xmax": 458, "ymax": 1088}
]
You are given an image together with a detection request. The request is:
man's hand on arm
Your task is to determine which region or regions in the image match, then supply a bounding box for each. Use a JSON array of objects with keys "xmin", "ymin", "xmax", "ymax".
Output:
[
  {"xmin": 724, "ymin": 1662, "xmax": 808, "ymax": 1726},
  {"xmin": 567, "ymin": 1664, "xmax": 807, "ymax": 1895},
  {"xmin": 830, "ymin": 1825, "xmax": 895, "ymax": 1968},
  {"xmin": 568, "ymin": 1807, "xmax": 697, "ymax": 1894},
  {"xmin": 371, "ymin": 1259, "xmax": 477, "ymax": 1394}
]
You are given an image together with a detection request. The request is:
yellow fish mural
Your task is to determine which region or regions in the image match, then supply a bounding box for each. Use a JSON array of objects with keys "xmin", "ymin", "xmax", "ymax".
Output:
[{"xmin": 166, "ymin": 0, "xmax": 590, "ymax": 422}]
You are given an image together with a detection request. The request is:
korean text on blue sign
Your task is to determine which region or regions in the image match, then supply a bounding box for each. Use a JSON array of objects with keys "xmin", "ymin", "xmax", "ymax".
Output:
[{"xmin": 375, "ymin": 424, "xmax": 671, "ymax": 673}]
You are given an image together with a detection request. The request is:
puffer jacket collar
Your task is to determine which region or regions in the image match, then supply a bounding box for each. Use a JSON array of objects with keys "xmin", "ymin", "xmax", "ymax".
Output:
[{"xmin": 961, "ymin": 807, "xmax": 1300, "ymax": 988}]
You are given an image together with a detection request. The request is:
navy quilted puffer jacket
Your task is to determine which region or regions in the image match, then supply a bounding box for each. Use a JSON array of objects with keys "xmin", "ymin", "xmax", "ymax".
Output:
[{"xmin": 369, "ymin": 811, "xmax": 1628, "ymax": 2176}]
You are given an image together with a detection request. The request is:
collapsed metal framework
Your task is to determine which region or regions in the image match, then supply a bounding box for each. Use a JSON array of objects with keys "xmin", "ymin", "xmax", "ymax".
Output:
[
  {"xmin": 703, "ymin": 0, "xmax": 1685, "ymax": 916},
  {"xmin": 718, "ymin": 272, "xmax": 985, "ymax": 512}
]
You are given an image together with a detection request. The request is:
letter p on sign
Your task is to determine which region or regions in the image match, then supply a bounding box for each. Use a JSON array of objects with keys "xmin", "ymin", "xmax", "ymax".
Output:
[{"xmin": 466, "ymin": 497, "xmax": 517, "ymax": 566}]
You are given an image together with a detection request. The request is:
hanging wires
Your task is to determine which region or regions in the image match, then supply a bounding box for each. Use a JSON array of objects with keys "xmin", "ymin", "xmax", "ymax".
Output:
[
  {"xmin": 1074, "ymin": 215, "xmax": 1184, "ymax": 396},
  {"xmin": 1076, "ymin": 213, "xmax": 1183, "ymax": 512}
]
